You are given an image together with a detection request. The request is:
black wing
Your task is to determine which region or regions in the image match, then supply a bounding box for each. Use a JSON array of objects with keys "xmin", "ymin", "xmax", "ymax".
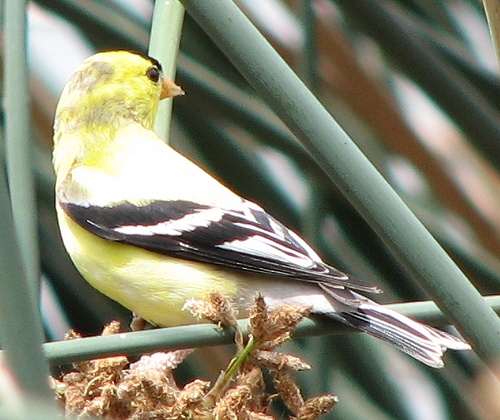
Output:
[{"xmin": 60, "ymin": 198, "xmax": 380, "ymax": 293}]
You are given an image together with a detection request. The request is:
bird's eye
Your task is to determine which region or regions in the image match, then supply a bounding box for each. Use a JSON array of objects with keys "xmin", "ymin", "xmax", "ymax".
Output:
[{"xmin": 146, "ymin": 66, "xmax": 160, "ymax": 83}]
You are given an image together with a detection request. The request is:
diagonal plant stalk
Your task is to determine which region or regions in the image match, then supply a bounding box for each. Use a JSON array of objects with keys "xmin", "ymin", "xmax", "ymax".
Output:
[
  {"xmin": 179, "ymin": 0, "xmax": 500, "ymax": 363},
  {"xmin": 203, "ymin": 335, "xmax": 257, "ymax": 407},
  {"xmin": 483, "ymin": 0, "xmax": 500, "ymax": 67}
]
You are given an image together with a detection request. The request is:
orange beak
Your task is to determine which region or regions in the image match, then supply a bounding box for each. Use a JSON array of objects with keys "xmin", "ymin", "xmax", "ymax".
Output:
[{"xmin": 160, "ymin": 77, "xmax": 185, "ymax": 99}]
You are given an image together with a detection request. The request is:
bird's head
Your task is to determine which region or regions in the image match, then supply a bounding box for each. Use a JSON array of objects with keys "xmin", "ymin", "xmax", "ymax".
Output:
[{"xmin": 54, "ymin": 50, "xmax": 184, "ymax": 135}]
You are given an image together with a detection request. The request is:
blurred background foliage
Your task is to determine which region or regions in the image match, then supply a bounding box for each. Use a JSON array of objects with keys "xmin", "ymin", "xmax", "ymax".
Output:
[{"xmin": 1, "ymin": 0, "xmax": 500, "ymax": 418}]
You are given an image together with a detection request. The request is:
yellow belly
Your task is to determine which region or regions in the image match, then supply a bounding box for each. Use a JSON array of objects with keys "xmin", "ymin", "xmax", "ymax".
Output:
[{"xmin": 56, "ymin": 207, "xmax": 239, "ymax": 326}]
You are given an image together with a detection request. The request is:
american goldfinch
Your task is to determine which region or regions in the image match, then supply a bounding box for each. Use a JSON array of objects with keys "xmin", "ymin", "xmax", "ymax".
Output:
[{"xmin": 53, "ymin": 50, "xmax": 469, "ymax": 368}]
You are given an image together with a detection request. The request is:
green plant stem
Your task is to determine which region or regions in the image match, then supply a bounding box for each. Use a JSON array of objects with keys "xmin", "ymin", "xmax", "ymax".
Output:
[
  {"xmin": 4, "ymin": 0, "xmax": 39, "ymax": 297},
  {"xmin": 224, "ymin": 335, "xmax": 257, "ymax": 382},
  {"xmin": 204, "ymin": 334, "xmax": 257, "ymax": 407},
  {"xmin": 149, "ymin": 0, "xmax": 185, "ymax": 141},
  {"xmin": 42, "ymin": 296, "xmax": 500, "ymax": 365},
  {"xmin": 1, "ymin": 0, "xmax": 52, "ymax": 401},
  {"xmin": 483, "ymin": 0, "xmax": 500, "ymax": 68},
  {"xmin": 179, "ymin": 0, "xmax": 500, "ymax": 364}
]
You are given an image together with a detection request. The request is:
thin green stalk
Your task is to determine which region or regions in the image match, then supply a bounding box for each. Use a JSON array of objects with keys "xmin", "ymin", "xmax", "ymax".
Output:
[
  {"xmin": 483, "ymin": 0, "xmax": 500, "ymax": 68},
  {"xmin": 4, "ymin": 0, "xmax": 39, "ymax": 297},
  {"xmin": 42, "ymin": 296, "xmax": 500, "ymax": 365},
  {"xmin": 149, "ymin": 0, "xmax": 185, "ymax": 141},
  {"xmin": 224, "ymin": 335, "xmax": 257, "ymax": 381},
  {"xmin": 179, "ymin": 0, "xmax": 500, "ymax": 363},
  {"xmin": 1, "ymin": 0, "xmax": 52, "ymax": 401},
  {"xmin": 204, "ymin": 334, "xmax": 257, "ymax": 406}
]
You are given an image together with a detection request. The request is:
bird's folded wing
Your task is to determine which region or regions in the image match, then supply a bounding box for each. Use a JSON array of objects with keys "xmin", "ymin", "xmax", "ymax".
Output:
[{"xmin": 60, "ymin": 197, "xmax": 380, "ymax": 293}]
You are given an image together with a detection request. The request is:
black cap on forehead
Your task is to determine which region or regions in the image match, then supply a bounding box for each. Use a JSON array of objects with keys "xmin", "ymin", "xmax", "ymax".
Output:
[{"xmin": 127, "ymin": 50, "xmax": 163, "ymax": 71}]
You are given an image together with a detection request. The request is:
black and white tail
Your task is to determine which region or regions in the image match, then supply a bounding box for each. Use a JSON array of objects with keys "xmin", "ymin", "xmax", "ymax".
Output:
[{"xmin": 320, "ymin": 286, "xmax": 470, "ymax": 368}]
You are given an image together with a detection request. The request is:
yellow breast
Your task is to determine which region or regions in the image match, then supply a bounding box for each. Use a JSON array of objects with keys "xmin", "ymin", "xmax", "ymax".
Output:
[{"xmin": 56, "ymin": 204, "xmax": 239, "ymax": 326}]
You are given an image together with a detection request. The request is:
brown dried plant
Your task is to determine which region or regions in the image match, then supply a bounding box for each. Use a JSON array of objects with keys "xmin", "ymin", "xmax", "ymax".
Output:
[{"xmin": 52, "ymin": 295, "xmax": 337, "ymax": 419}]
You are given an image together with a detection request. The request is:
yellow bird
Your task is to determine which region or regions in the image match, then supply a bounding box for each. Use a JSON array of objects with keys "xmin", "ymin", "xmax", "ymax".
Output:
[{"xmin": 53, "ymin": 50, "xmax": 469, "ymax": 367}]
